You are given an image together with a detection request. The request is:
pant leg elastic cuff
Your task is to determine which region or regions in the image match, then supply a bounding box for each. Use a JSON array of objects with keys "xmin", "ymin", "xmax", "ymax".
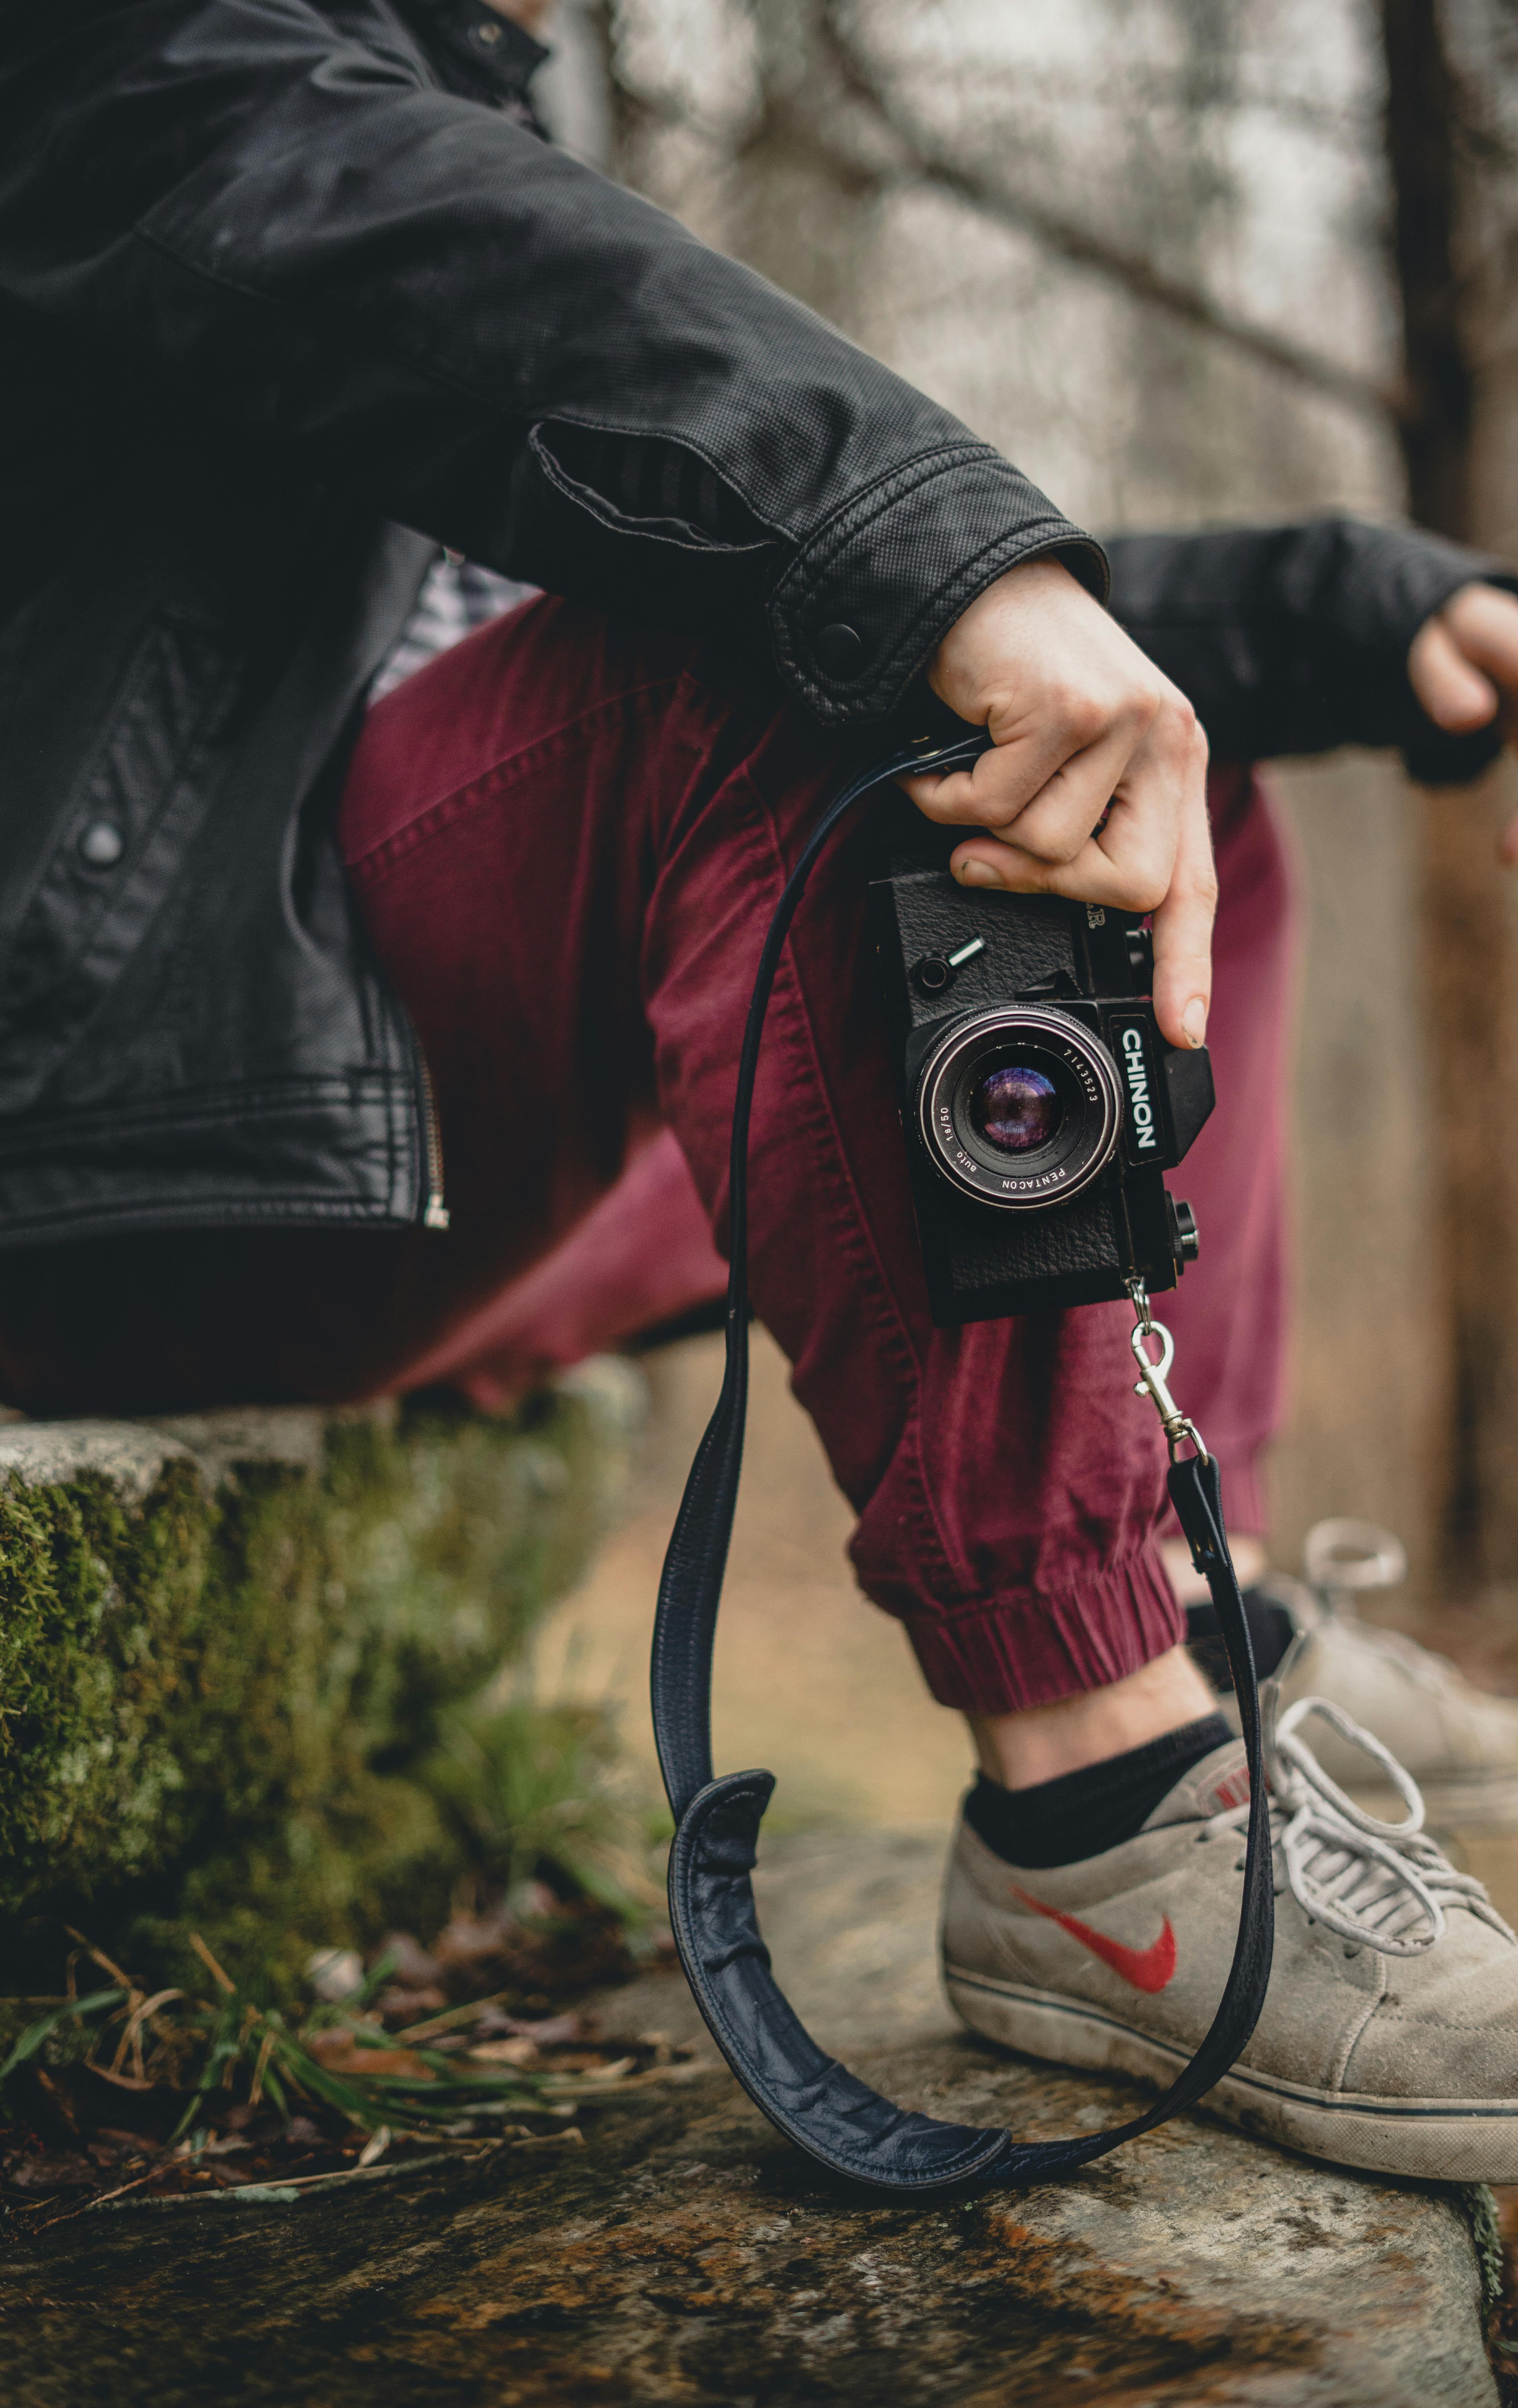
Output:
[{"xmin": 903, "ymin": 1545, "xmax": 1185, "ymax": 1715}]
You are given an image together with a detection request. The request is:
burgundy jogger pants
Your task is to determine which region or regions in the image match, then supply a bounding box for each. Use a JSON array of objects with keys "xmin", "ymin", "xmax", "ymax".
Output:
[{"xmin": 0, "ymin": 598, "xmax": 1294, "ymax": 1714}]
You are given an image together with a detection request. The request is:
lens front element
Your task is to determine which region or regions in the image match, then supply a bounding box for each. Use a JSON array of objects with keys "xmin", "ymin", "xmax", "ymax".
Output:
[
  {"xmin": 969, "ymin": 1064, "xmax": 1063, "ymax": 1155},
  {"xmin": 916, "ymin": 1007, "xmax": 1123, "ymax": 1211}
]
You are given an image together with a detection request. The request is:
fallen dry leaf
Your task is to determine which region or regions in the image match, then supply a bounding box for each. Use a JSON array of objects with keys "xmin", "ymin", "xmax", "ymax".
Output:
[
  {"xmin": 462, "ymin": 2038, "xmax": 538, "ymax": 2067},
  {"xmin": 302, "ymin": 2037, "xmax": 435, "ymax": 2079}
]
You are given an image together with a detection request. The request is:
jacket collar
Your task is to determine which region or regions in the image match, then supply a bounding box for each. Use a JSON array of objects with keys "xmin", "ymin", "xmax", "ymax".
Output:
[{"xmin": 397, "ymin": 2, "xmax": 551, "ymax": 105}]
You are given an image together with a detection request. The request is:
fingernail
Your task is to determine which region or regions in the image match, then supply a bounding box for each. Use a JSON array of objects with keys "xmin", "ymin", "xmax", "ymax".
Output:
[
  {"xmin": 1182, "ymin": 999, "xmax": 1207, "ymax": 1048},
  {"xmin": 957, "ymin": 861, "xmax": 998, "ymax": 887}
]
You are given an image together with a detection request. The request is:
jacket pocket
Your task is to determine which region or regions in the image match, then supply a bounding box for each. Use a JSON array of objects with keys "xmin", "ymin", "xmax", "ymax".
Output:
[
  {"xmin": 0, "ymin": 611, "xmax": 232, "ymax": 1107},
  {"xmin": 506, "ymin": 424, "xmax": 775, "ymax": 633}
]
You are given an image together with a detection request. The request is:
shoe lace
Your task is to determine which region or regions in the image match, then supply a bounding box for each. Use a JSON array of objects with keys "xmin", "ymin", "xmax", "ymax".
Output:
[
  {"xmin": 1300, "ymin": 1515, "xmax": 1471, "ymax": 1697},
  {"xmin": 1203, "ymin": 1696, "xmax": 1510, "ymax": 1958}
]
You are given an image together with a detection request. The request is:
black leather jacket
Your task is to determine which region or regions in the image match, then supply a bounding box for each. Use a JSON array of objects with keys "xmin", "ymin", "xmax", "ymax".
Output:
[{"xmin": 0, "ymin": 3, "xmax": 1508, "ymax": 1251}]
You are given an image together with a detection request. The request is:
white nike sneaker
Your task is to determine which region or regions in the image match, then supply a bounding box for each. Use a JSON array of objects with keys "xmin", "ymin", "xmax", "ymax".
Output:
[
  {"xmin": 1216, "ymin": 1519, "xmax": 1518, "ymax": 1829},
  {"xmin": 941, "ymin": 1698, "xmax": 1518, "ymax": 2180}
]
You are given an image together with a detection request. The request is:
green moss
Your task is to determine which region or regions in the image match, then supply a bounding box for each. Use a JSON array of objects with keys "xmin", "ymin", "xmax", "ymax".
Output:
[
  {"xmin": 0, "ymin": 1380, "xmax": 640, "ymax": 1991},
  {"xmin": 1459, "ymin": 2184, "xmax": 1507, "ymax": 2318}
]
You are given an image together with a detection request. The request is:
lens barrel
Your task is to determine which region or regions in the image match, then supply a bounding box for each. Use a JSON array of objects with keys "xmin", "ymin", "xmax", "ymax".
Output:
[{"xmin": 915, "ymin": 1006, "xmax": 1124, "ymax": 1211}]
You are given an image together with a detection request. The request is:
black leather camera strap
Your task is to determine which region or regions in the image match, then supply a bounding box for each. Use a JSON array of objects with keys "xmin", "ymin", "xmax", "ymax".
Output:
[{"xmin": 650, "ymin": 734, "xmax": 1275, "ymax": 2196}]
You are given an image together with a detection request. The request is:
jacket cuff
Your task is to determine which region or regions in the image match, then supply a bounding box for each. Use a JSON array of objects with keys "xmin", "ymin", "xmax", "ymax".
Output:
[
  {"xmin": 767, "ymin": 444, "xmax": 1108, "ymax": 725},
  {"xmin": 1296, "ymin": 518, "xmax": 1518, "ymax": 783},
  {"xmin": 1312, "ymin": 521, "xmax": 1516, "ymax": 656}
]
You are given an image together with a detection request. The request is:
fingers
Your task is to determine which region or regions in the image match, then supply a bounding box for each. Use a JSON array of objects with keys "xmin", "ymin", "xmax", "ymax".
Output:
[
  {"xmin": 1410, "ymin": 586, "xmax": 1518, "ymax": 869},
  {"xmin": 1149, "ymin": 737, "xmax": 1218, "ymax": 1050},
  {"xmin": 947, "ymin": 787, "xmax": 1173, "ymax": 916},
  {"xmin": 912, "ymin": 554, "xmax": 1169, "ymax": 853},
  {"xmin": 946, "ymin": 689, "xmax": 1200, "ymax": 910},
  {"xmin": 947, "ymin": 716, "xmax": 1214, "ymax": 1051},
  {"xmin": 898, "ymin": 684, "xmax": 1154, "ymax": 837},
  {"xmin": 1437, "ymin": 583, "xmax": 1518, "ymax": 720},
  {"xmin": 1408, "ymin": 615, "xmax": 1500, "ymax": 732},
  {"xmin": 948, "ymin": 826, "xmax": 1150, "ymax": 904},
  {"xmin": 919, "ymin": 558, "xmax": 1211, "ymax": 1012}
]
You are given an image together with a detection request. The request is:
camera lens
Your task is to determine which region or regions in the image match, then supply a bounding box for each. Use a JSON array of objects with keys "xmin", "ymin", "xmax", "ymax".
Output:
[
  {"xmin": 915, "ymin": 1006, "xmax": 1124, "ymax": 1212},
  {"xmin": 969, "ymin": 1063, "xmax": 1063, "ymax": 1155}
]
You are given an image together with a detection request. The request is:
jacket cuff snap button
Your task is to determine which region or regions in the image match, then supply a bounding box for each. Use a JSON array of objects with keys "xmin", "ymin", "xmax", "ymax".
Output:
[
  {"xmin": 79, "ymin": 822, "xmax": 124, "ymax": 868},
  {"xmin": 813, "ymin": 622, "xmax": 866, "ymax": 679}
]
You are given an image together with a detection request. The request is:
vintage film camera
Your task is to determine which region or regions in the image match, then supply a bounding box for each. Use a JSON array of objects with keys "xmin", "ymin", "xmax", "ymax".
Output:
[{"xmin": 870, "ymin": 809, "xmax": 1215, "ymax": 1326}]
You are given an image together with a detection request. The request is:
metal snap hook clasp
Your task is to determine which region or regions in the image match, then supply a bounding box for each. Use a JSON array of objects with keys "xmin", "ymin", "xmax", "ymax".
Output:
[{"xmin": 1130, "ymin": 1315, "xmax": 1208, "ymax": 1464}]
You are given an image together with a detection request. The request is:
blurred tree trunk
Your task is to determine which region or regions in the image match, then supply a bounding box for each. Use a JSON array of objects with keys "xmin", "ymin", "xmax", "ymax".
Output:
[{"xmin": 1383, "ymin": 0, "xmax": 1518, "ymax": 1595}]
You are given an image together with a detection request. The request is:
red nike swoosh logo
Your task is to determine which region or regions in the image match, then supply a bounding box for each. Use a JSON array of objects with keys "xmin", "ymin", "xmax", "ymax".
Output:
[{"xmin": 1008, "ymin": 1883, "xmax": 1177, "ymax": 1993}]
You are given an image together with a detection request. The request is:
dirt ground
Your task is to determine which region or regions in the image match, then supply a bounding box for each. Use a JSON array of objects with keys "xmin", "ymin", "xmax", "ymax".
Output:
[{"xmin": 532, "ymin": 1327, "xmax": 972, "ymax": 1834}]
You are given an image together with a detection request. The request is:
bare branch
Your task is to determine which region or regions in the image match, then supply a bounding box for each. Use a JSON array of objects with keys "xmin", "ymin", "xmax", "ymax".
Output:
[
  {"xmin": 606, "ymin": 0, "xmax": 1403, "ymax": 424},
  {"xmin": 902, "ymin": 147, "xmax": 1402, "ymax": 425},
  {"xmin": 815, "ymin": 7, "xmax": 1403, "ymax": 426}
]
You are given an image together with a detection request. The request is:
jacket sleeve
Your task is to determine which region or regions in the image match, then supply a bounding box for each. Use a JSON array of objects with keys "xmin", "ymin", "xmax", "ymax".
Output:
[
  {"xmin": 1104, "ymin": 518, "xmax": 1518, "ymax": 780},
  {"xmin": 0, "ymin": 0, "xmax": 1103, "ymax": 726}
]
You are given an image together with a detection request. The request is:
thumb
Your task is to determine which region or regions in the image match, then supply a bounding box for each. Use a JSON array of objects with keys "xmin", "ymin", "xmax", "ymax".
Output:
[{"xmin": 1409, "ymin": 616, "xmax": 1501, "ymax": 731}]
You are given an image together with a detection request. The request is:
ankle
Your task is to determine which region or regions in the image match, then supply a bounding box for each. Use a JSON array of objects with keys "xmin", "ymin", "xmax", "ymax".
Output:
[
  {"xmin": 965, "ymin": 1709, "xmax": 1234, "ymax": 1866},
  {"xmin": 966, "ymin": 1644, "xmax": 1218, "ymax": 1790}
]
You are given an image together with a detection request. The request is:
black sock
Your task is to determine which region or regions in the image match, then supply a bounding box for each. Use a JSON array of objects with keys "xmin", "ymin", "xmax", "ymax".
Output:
[
  {"xmin": 1185, "ymin": 1587, "xmax": 1295, "ymax": 1694},
  {"xmin": 963, "ymin": 1712, "xmax": 1234, "ymax": 1870}
]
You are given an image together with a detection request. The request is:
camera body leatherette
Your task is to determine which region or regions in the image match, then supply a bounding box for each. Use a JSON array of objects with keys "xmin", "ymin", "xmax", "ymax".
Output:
[{"xmin": 870, "ymin": 835, "xmax": 1215, "ymax": 1324}]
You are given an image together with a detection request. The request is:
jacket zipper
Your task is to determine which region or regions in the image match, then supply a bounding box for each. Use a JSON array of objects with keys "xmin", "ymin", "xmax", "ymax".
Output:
[{"xmin": 415, "ymin": 1042, "xmax": 450, "ymax": 1230}]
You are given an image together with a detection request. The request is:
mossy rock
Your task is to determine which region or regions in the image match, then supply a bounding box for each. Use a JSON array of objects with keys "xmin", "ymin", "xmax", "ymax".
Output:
[{"xmin": 0, "ymin": 1366, "xmax": 644, "ymax": 1991}]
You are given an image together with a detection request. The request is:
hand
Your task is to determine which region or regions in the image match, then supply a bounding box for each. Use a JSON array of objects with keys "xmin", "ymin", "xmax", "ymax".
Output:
[
  {"xmin": 906, "ymin": 558, "xmax": 1215, "ymax": 1051},
  {"xmin": 1408, "ymin": 581, "xmax": 1518, "ymax": 861}
]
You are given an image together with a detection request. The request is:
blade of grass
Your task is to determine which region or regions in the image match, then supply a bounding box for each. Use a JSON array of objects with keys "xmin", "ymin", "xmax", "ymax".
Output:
[
  {"xmin": 390, "ymin": 1991, "xmax": 519, "ymax": 2044},
  {"xmin": 63, "ymin": 1930, "xmax": 134, "ymax": 1988},
  {"xmin": 248, "ymin": 2028, "xmax": 276, "ymax": 2109},
  {"xmin": 169, "ymin": 1990, "xmax": 245, "ymax": 2143},
  {"xmin": 267, "ymin": 2038, "xmax": 394, "ymax": 2131},
  {"xmin": 108, "ymin": 1988, "xmax": 184, "ymax": 2081},
  {"xmin": 0, "ymin": 1990, "xmax": 125, "ymax": 2088},
  {"xmin": 34, "ymin": 2165, "xmax": 167, "ymax": 2229},
  {"xmin": 352, "ymin": 1948, "xmax": 399, "ymax": 2009},
  {"xmin": 188, "ymin": 1934, "xmax": 236, "ymax": 1997}
]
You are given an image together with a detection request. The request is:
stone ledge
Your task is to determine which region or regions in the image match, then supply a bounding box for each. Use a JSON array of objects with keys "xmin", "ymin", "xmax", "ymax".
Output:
[
  {"xmin": 0, "ymin": 1418, "xmax": 202, "ymax": 1506},
  {"xmin": 0, "ymin": 1363, "xmax": 646, "ymax": 1990},
  {"xmin": 0, "ymin": 1827, "xmax": 1497, "ymax": 2406}
]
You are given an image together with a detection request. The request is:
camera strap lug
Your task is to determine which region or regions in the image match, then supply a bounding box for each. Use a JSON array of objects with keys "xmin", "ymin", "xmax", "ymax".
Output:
[{"xmin": 1126, "ymin": 1277, "xmax": 1208, "ymax": 1464}]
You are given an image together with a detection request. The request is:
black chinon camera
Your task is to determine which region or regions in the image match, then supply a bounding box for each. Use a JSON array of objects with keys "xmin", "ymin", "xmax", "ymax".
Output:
[{"xmin": 870, "ymin": 811, "xmax": 1215, "ymax": 1327}]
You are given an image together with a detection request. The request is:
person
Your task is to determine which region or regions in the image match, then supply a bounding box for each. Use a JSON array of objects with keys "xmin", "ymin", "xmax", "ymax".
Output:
[
  {"xmin": 449, "ymin": 565, "xmax": 1518, "ymax": 1840},
  {"xmin": 6, "ymin": 0, "xmax": 1518, "ymax": 2181}
]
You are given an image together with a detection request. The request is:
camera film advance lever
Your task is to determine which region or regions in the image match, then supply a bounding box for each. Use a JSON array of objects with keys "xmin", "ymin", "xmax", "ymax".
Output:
[{"xmin": 649, "ymin": 730, "xmax": 1273, "ymax": 2197}]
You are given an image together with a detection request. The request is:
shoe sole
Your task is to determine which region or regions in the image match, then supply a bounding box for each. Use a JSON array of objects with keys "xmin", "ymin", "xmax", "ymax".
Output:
[{"xmin": 944, "ymin": 1962, "xmax": 1518, "ymax": 2182}]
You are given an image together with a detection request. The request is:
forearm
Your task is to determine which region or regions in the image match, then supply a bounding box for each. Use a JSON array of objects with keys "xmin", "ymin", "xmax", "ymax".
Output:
[{"xmin": 1105, "ymin": 519, "xmax": 1518, "ymax": 775}]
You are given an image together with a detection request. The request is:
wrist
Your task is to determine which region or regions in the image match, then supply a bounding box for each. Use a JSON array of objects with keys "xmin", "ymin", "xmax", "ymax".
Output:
[
  {"xmin": 766, "ymin": 452, "xmax": 1107, "ymax": 728},
  {"xmin": 929, "ymin": 554, "xmax": 1091, "ymax": 726}
]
